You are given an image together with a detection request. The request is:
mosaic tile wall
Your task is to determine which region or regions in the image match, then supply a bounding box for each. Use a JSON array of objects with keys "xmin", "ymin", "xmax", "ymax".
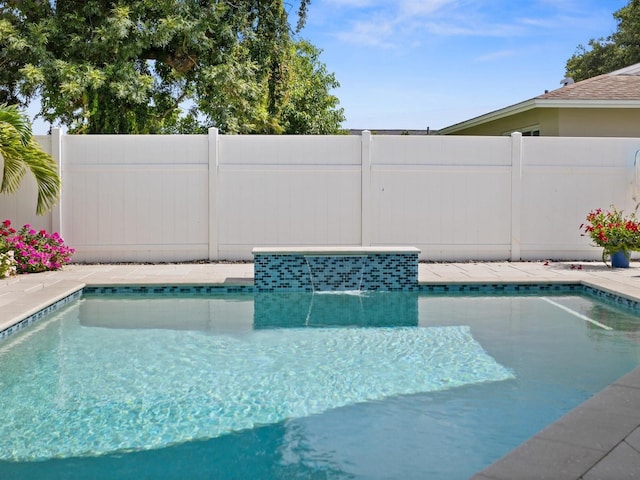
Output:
[{"xmin": 253, "ymin": 252, "xmax": 419, "ymax": 292}]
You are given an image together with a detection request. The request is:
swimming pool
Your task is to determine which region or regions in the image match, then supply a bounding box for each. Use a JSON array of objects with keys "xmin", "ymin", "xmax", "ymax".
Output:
[{"xmin": 1, "ymin": 289, "xmax": 639, "ymax": 479}]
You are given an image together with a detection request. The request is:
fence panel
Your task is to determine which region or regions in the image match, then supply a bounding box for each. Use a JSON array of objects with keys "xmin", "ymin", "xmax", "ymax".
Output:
[
  {"xmin": 369, "ymin": 136, "xmax": 513, "ymax": 260},
  {"xmin": 62, "ymin": 135, "xmax": 209, "ymax": 262},
  {"xmin": 520, "ymin": 137, "xmax": 640, "ymax": 260},
  {"xmin": 216, "ymin": 135, "xmax": 362, "ymax": 259}
]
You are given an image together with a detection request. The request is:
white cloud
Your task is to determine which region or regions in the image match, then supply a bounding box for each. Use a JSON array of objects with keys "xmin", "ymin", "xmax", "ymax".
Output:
[
  {"xmin": 421, "ymin": 19, "xmax": 525, "ymax": 37},
  {"xmin": 474, "ymin": 49, "xmax": 517, "ymax": 62},
  {"xmin": 318, "ymin": 0, "xmax": 527, "ymax": 48},
  {"xmin": 398, "ymin": 0, "xmax": 454, "ymax": 16},
  {"xmin": 334, "ymin": 17, "xmax": 396, "ymax": 47},
  {"xmin": 324, "ymin": 0, "xmax": 378, "ymax": 6},
  {"xmin": 313, "ymin": 0, "xmax": 615, "ymax": 48}
]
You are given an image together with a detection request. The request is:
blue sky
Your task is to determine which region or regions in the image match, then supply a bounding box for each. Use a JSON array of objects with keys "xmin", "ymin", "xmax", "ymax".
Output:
[{"xmin": 294, "ymin": 0, "xmax": 629, "ymax": 130}]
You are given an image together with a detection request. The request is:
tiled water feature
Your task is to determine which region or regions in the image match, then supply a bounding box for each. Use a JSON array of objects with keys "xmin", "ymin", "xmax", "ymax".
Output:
[{"xmin": 252, "ymin": 247, "xmax": 420, "ymax": 292}]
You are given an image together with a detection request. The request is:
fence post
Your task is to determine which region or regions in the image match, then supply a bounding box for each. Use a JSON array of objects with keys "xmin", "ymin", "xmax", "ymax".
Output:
[
  {"xmin": 510, "ymin": 132, "xmax": 523, "ymax": 261},
  {"xmin": 208, "ymin": 127, "xmax": 219, "ymax": 261},
  {"xmin": 51, "ymin": 128, "xmax": 63, "ymax": 235},
  {"xmin": 361, "ymin": 130, "xmax": 372, "ymax": 246}
]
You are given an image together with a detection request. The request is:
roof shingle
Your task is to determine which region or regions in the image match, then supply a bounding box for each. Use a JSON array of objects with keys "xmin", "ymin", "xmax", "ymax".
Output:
[{"xmin": 536, "ymin": 65, "xmax": 640, "ymax": 101}]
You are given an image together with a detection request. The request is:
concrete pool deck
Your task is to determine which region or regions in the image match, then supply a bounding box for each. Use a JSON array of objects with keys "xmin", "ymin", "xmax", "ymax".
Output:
[{"xmin": 2, "ymin": 260, "xmax": 640, "ymax": 479}]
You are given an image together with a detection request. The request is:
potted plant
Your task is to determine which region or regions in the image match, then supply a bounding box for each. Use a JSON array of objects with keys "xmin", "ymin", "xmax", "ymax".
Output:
[{"xmin": 580, "ymin": 206, "xmax": 640, "ymax": 267}]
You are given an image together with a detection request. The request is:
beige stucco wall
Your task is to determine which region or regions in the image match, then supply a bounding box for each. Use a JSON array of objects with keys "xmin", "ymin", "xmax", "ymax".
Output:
[
  {"xmin": 557, "ymin": 109, "xmax": 640, "ymax": 137},
  {"xmin": 444, "ymin": 109, "xmax": 560, "ymax": 136},
  {"xmin": 444, "ymin": 107, "xmax": 640, "ymax": 137}
]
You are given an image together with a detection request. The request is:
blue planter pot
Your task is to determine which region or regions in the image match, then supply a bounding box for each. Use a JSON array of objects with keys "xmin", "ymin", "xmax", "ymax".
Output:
[{"xmin": 611, "ymin": 250, "xmax": 630, "ymax": 268}]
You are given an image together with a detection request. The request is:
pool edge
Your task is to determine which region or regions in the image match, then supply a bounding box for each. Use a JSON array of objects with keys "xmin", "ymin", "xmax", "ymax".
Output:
[{"xmin": 0, "ymin": 281, "xmax": 85, "ymax": 342}]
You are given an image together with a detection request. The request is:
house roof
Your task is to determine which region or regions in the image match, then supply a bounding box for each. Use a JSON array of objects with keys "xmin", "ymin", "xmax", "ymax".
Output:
[
  {"xmin": 538, "ymin": 69, "xmax": 640, "ymax": 101},
  {"xmin": 438, "ymin": 62, "xmax": 640, "ymax": 134},
  {"xmin": 348, "ymin": 129, "xmax": 434, "ymax": 135}
]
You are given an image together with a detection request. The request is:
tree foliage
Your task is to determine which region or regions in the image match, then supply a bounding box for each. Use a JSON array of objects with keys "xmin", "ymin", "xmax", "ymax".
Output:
[
  {"xmin": 0, "ymin": 103, "xmax": 60, "ymax": 214},
  {"xmin": 566, "ymin": 0, "xmax": 640, "ymax": 81},
  {"xmin": 280, "ymin": 40, "xmax": 344, "ymax": 134},
  {"xmin": 0, "ymin": 0, "xmax": 345, "ymax": 134}
]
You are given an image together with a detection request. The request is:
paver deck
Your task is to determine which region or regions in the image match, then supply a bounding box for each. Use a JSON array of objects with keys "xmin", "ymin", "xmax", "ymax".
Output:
[{"xmin": 2, "ymin": 260, "xmax": 640, "ymax": 479}]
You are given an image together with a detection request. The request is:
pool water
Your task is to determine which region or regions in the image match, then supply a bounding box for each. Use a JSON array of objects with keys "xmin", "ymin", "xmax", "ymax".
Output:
[{"xmin": 1, "ymin": 291, "xmax": 639, "ymax": 479}]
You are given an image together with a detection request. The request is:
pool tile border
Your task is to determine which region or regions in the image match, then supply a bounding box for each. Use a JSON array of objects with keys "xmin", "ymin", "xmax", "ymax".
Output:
[
  {"xmin": 0, "ymin": 289, "xmax": 83, "ymax": 343},
  {"xmin": 83, "ymin": 282, "xmax": 589, "ymax": 296},
  {"xmin": 583, "ymin": 284, "xmax": 640, "ymax": 312},
  {"xmin": 83, "ymin": 284, "xmax": 255, "ymax": 296},
  {"xmin": 83, "ymin": 282, "xmax": 585, "ymax": 296},
  {"xmin": 417, "ymin": 282, "xmax": 584, "ymax": 294}
]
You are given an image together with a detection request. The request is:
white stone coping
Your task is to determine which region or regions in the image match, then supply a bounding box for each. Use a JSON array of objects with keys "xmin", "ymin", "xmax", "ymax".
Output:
[{"xmin": 252, "ymin": 246, "xmax": 421, "ymax": 255}]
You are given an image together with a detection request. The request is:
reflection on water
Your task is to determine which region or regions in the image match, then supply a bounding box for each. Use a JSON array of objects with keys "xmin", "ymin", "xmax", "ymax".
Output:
[
  {"xmin": 588, "ymin": 303, "xmax": 640, "ymax": 332},
  {"xmin": 79, "ymin": 292, "xmax": 419, "ymax": 331},
  {"xmin": 253, "ymin": 291, "xmax": 419, "ymax": 329},
  {"xmin": 79, "ymin": 295, "xmax": 254, "ymax": 332}
]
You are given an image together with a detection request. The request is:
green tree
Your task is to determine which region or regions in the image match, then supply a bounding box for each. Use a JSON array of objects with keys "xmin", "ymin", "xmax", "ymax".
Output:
[
  {"xmin": 566, "ymin": 0, "xmax": 640, "ymax": 81},
  {"xmin": 279, "ymin": 40, "xmax": 345, "ymax": 134},
  {"xmin": 0, "ymin": 104, "xmax": 60, "ymax": 215},
  {"xmin": 0, "ymin": 0, "xmax": 344, "ymax": 135}
]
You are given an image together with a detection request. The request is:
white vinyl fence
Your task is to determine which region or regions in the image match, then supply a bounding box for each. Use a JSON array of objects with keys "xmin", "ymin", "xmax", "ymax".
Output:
[{"xmin": 2, "ymin": 129, "xmax": 639, "ymax": 262}]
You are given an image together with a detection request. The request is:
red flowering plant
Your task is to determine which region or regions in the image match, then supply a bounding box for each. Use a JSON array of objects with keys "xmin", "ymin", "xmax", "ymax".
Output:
[
  {"xmin": 0, "ymin": 219, "xmax": 75, "ymax": 274},
  {"xmin": 580, "ymin": 206, "xmax": 640, "ymax": 263}
]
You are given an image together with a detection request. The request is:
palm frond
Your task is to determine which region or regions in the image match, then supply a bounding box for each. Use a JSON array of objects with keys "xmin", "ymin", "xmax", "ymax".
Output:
[
  {"xmin": 22, "ymin": 139, "xmax": 61, "ymax": 215},
  {"xmin": 0, "ymin": 104, "xmax": 60, "ymax": 215},
  {"xmin": 0, "ymin": 103, "xmax": 32, "ymax": 146},
  {"xmin": 0, "ymin": 123, "xmax": 27, "ymax": 193}
]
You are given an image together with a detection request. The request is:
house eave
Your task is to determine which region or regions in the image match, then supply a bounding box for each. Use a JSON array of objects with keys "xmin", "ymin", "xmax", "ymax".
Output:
[
  {"xmin": 534, "ymin": 99, "xmax": 640, "ymax": 108},
  {"xmin": 438, "ymin": 99, "xmax": 640, "ymax": 135}
]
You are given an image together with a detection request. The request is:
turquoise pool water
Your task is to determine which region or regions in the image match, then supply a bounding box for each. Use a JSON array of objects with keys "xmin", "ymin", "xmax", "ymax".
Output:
[{"xmin": 1, "ymin": 291, "xmax": 639, "ymax": 479}]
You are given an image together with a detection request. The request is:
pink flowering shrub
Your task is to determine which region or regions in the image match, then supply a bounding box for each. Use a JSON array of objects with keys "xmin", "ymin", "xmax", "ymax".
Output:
[{"xmin": 0, "ymin": 220, "xmax": 75, "ymax": 273}]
